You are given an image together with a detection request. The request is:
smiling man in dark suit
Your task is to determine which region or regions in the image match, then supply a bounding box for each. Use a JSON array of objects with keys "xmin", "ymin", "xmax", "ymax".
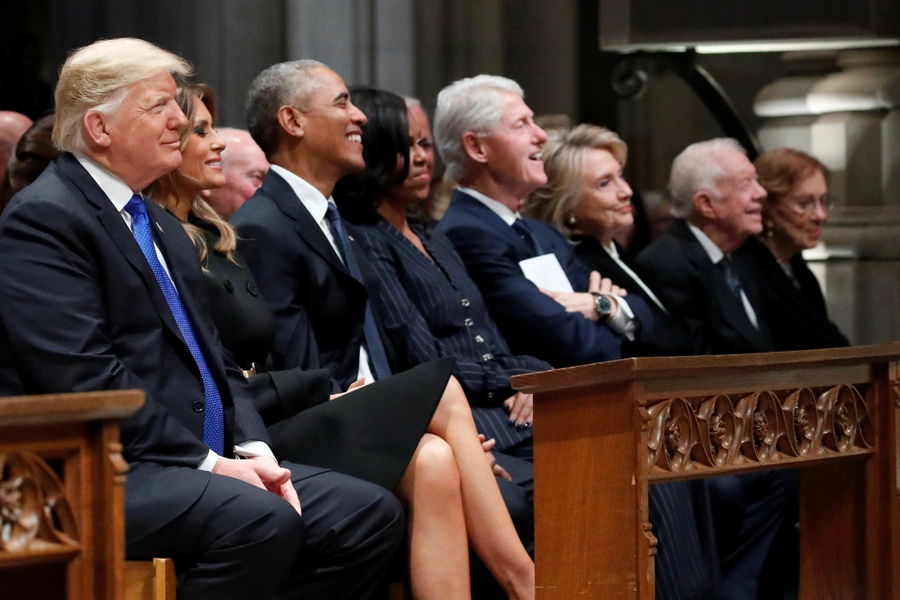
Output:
[
  {"xmin": 0, "ymin": 38, "xmax": 403, "ymax": 600},
  {"xmin": 231, "ymin": 63, "xmax": 538, "ymax": 596},
  {"xmin": 433, "ymin": 75, "xmax": 655, "ymax": 369},
  {"xmin": 637, "ymin": 138, "xmax": 797, "ymax": 600}
]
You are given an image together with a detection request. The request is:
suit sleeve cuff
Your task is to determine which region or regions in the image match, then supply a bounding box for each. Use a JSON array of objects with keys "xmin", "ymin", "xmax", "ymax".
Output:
[
  {"xmin": 233, "ymin": 441, "xmax": 276, "ymax": 460},
  {"xmin": 197, "ymin": 449, "xmax": 219, "ymax": 472}
]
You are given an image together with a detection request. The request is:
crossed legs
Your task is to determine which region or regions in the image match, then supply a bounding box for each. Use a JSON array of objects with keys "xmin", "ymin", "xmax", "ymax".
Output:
[{"xmin": 395, "ymin": 376, "xmax": 535, "ymax": 600}]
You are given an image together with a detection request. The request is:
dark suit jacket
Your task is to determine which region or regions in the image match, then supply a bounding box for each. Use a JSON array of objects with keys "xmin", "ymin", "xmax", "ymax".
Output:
[
  {"xmin": 636, "ymin": 219, "xmax": 774, "ymax": 355},
  {"xmin": 436, "ymin": 189, "xmax": 655, "ymax": 367},
  {"xmin": 734, "ymin": 236, "xmax": 849, "ymax": 351},
  {"xmin": 196, "ymin": 219, "xmax": 333, "ymax": 425},
  {"xmin": 573, "ymin": 236, "xmax": 693, "ymax": 356},
  {"xmin": 0, "ymin": 154, "xmax": 285, "ymax": 542},
  {"xmin": 231, "ymin": 170, "xmax": 401, "ymax": 391}
]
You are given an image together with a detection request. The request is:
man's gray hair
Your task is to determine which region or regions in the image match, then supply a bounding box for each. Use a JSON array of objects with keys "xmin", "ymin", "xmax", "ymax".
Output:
[
  {"xmin": 53, "ymin": 38, "xmax": 192, "ymax": 153},
  {"xmin": 433, "ymin": 75, "xmax": 524, "ymax": 183},
  {"xmin": 245, "ymin": 59, "xmax": 328, "ymax": 158},
  {"xmin": 669, "ymin": 138, "xmax": 746, "ymax": 218}
]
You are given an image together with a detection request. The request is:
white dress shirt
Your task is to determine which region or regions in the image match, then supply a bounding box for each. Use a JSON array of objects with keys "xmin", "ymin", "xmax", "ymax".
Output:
[
  {"xmin": 270, "ymin": 165, "xmax": 376, "ymax": 385},
  {"xmin": 687, "ymin": 223, "xmax": 759, "ymax": 330},
  {"xmin": 459, "ymin": 186, "xmax": 635, "ymax": 339},
  {"xmin": 75, "ymin": 153, "xmax": 275, "ymax": 470}
]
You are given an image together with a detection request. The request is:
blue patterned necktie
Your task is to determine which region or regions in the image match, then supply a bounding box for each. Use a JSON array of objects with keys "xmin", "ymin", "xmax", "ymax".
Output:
[
  {"xmin": 124, "ymin": 195, "xmax": 225, "ymax": 455},
  {"xmin": 324, "ymin": 203, "xmax": 392, "ymax": 380},
  {"xmin": 512, "ymin": 218, "xmax": 543, "ymax": 255},
  {"xmin": 718, "ymin": 256, "xmax": 744, "ymax": 300}
]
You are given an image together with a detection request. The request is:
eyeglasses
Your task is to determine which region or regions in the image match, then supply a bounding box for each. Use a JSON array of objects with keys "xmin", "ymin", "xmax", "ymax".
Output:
[{"xmin": 783, "ymin": 195, "xmax": 832, "ymax": 215}]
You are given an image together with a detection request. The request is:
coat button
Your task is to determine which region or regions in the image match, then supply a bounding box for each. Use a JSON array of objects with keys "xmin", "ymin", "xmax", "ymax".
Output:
[
  {"xmin": 474, "ymin": 335, "xmax": 485, "ymax": 343},
  {"xmin": 246, "ymin": 282, "xmax": 259, "ymax": 296},
  {"xmin": 461, "ymin": 298, "xmax": 471, "ymax": 307},
  {"xmin": 223, "ymin": 280, "xmax": 234, "ymax": 293},
  {"xmin": 487, "ymin": 392, "xmax": 495, "ymax": 399},
  {"xmin": 192, "ymin": 400, "xmax": 204, "ymax": 413},
  {"xmin": 464, "ymin": 318, "xmax": 474, "ymax": 327},
  {"xmin": 481, "ymin": 353, "xmax": 493, "ymax": 362}
]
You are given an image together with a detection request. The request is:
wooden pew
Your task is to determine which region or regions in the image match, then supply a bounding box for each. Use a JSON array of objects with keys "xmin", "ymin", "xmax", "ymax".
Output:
[
  {"xmin": 0, "ymin": 391, "xmax": 143, "ymax": 599},
  {"xmin": 513, "ymin": 343, "xmax": 900, "ymax": 599}
]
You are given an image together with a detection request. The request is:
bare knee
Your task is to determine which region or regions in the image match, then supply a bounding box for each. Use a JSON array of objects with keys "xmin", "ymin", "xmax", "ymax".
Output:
[{"xmin": 413, "ymin": 435, "xmax": 461, "ymax": 492}]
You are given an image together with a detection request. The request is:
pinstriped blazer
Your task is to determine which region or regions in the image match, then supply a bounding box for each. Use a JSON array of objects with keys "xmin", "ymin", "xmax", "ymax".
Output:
[{"xmin": 353, "ymin": 217, "xmax": 551, "ymax": 450}]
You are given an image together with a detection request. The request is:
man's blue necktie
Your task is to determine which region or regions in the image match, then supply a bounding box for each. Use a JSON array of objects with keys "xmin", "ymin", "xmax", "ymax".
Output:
[
  {"xmin": 512, "ymin": 218, "xmax": 543, "ymax": 255},
  {"xmin": 324, "ymin": 203, "xmax": 393, "ymax": 381},
  {"xmin": 124, "ymin": 195, "xmax": 225, "ymax": 455}
]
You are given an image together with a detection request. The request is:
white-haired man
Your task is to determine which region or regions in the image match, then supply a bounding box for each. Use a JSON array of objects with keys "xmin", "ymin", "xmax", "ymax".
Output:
[
  {"xmin": 434, "ymin": 75, "xmax": 653, "ymax": 369},
  {"xmin": 637, "ymin": 139, "xmax": 796, "ymax": 600},
  {"xmin": 0, "ymin": 38, "xmax": 403, "ymax": 600},
  {"xmin": 203, "ymin": 127, "xmax": 269, "ymax": 219}
]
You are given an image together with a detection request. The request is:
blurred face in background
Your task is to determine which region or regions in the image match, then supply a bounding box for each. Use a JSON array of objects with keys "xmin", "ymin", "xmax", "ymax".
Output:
[
  {"xmin": 204, "ymin": 129, "xmax": 269, "ymax": 219},
  {"xmin": 571, "ymin": 148, "xmax": 633, "ymax": 247},
  {"xmin": 391, "ymin": 106, "xmax": 434, "ymax": 205},
  {"xmin": 766, "ymin": 168, "xmax": 828, "ymax": 257}
]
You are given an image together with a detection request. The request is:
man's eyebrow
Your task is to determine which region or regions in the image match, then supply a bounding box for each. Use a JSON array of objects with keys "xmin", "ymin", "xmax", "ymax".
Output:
[{"xmin": 333, "ymin": 92, "xmax": 350, "ymax": 103}]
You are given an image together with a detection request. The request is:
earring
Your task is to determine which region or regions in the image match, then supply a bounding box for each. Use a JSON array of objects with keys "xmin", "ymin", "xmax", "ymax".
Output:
[{"xmin": 565, "ymin": 215, "xmax": 577, "ymax": 228}]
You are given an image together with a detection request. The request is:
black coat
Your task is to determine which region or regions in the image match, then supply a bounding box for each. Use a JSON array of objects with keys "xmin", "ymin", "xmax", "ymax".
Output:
[
  {"xmin": 734, "ymin": 236, "xmax": 849, "ymax": 351},
  {"xmin": 573, "ymin": 236, "xmax": 693, "ymax": 356},
  {"xmin": 636, "ymin": 219, "xmax": 775, "ymax": 355}
]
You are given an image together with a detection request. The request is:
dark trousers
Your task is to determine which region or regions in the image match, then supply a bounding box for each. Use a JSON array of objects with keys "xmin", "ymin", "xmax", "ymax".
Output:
[
  {"xmin": 651, "ymin": 481, "xmax": 721, "ymax": 600},
  {"xmin": 709, "ymin": 470, "xmax": 799, "ymax": 600},
  {"xmin": 126, "ymin": 463, "xmax": 405, "ymax": 600}
]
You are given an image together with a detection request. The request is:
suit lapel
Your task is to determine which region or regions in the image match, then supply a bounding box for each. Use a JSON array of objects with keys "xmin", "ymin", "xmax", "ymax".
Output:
[
  {"xmin": 261, "ymin": 171, "xmax": 350, "ymax": 276},
  {"xmin": 147, "ymin": 201, "xmax": 232, "ymax": 396},
  {"xmin": 671, "ymin": 220, "xmax": 765, "ymax": 350},
  {"xmin": 57, "ymin": 155, "xmax": 186, "ymax": 344}
]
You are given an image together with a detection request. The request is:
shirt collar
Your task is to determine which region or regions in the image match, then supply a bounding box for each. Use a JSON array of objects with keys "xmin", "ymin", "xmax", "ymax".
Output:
[
  {"xmin": 458, "ymin": 186, "xmax": 519, "ymax": 226},
  {"xmin": 687, "ymin": 222, "xmax": 725, "ymax": 264},
  {"xmin": 603, "ymin": 240, "xmax": 620, "ymax": 259},
  {"xmin": 74, "ymin": 152, "xmax": 139, "ymax": 212},
  {"xmin": 270, "ymin": 164, "xmax": 334, "ymax": 223}
]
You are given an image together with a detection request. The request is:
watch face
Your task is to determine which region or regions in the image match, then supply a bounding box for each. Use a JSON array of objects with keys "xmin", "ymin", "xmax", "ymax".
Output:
[{"xmin": 596, "ymin": 294, "xmax": 612, "ymax": 317}]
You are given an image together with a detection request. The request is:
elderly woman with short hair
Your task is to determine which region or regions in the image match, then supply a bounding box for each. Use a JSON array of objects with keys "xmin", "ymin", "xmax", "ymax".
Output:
[
  {"xmin": 734, "ymin": 148, "xmax": 849, "ymax": 350},
  {"xmin": 524, "ymin": 124, "xmax": 692, "ymax": 356}
]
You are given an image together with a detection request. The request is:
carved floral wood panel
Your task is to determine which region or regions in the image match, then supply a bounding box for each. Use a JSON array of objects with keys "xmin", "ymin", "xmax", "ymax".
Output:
[
  {"xmin": 0, "ymin": 452, "xmax": 79, "ymax": 554},
  {"xmin": 645, "ymin": 384, "xmax": 875, "ymax": 477}
]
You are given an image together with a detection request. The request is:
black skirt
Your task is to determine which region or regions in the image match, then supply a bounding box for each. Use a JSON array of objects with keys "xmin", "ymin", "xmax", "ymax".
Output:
[{"xmin": 267, "ymin": 357, "xmax": 455, "ymax": 492}]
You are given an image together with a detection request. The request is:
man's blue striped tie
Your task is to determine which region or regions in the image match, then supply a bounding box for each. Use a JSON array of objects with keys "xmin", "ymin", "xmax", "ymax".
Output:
[{"xmin": 124, "ymin": 195, "xmax": 225, "ymax": 454}]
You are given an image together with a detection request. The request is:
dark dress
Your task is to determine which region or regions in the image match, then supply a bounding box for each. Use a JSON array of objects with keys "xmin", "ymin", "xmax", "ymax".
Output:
[
  {"xmin": 734, "ymin": 236, "xmax": 850, "ymax": 351},
  {"xmin": 195, "ymin": 217, "xmax": 452, "ymax": 491},
  {"xmin": 353, "ymin": 217, "xmax": 551, "ymax": 451},
  {"xmin": 572, "ymin": 235, "xmax": 694, "ymax": 356}
]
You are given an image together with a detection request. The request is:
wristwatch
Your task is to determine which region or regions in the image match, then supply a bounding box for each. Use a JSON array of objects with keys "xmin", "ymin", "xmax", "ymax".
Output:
[{"xmin": 591, "ymin": 292, "xmax": 612, "ymax": 321}]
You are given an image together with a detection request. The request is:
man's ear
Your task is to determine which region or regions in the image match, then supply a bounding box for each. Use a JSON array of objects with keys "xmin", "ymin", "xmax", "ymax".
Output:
[
  {"xmin": 277, "ymin": 105, "xmax": 304, "ymax": 140},
  {"xmin": 462, "ymin": 131, "xmax": 489, "ymax": 165},
  {"xmin": 694, "ymin": 190, "xmax": 718, "ymax": 220},
  {"xmin": 83, "ymin": 110, "xmax": 112, "ymax": 149}
]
